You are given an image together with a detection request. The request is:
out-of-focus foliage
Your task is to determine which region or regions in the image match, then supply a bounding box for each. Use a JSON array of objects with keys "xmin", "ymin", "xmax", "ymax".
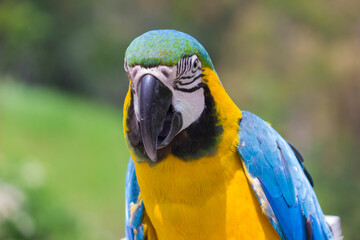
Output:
[
  {"xmin": 0, "ymin": 0, "xmax": 359, "ymax": 239},
  {"xmin": 0, "ymin": 180, "xmax": 80, "ymax": 240},
  {"xmin": 0, "ymin": 80, "xmax": 128, "ymax": 239}
]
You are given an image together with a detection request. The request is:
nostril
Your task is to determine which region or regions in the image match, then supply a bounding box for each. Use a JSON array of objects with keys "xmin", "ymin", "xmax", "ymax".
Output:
[{"xmin": 161, "ymin": 69, "xmax": 169, "ymax": 78}]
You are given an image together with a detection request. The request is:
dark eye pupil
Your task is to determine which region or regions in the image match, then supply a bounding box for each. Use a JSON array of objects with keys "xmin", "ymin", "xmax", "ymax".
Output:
[{"xmin": 193, "ymin": 61, "xmax": 197, "ymax": 69}]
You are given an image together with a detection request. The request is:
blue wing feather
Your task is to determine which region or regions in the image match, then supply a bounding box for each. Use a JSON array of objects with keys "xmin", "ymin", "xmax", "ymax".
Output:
[
  {"xmin": 238, "ymin": 111, "xmax": 333, "ymax": 240},
  {"xmin": 125, "ymin": 157, "xmax": 146, "ymax": 240}
]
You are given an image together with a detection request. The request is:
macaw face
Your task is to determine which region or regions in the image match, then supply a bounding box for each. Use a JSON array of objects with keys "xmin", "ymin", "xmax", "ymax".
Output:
[{"xmin": 124, "ymin": 55, "xmax": 206, "ymax": 162}]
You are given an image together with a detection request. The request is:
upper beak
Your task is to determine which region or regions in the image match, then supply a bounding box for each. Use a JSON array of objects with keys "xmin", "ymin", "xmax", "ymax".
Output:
[{"xmin": 138, "ymin": 74, "xmax": 182, "ymax": 162}]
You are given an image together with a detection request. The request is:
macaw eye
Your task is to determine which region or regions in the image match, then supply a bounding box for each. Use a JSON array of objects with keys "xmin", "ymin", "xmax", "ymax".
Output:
[{"xmin": 192, "ymin": 59, "xmax": 199, "ymax": 73}]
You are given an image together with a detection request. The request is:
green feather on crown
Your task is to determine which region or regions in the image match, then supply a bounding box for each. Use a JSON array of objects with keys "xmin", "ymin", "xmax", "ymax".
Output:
[{"xmin": 125, "ymin": 29, "xmax": 214, "ymax": 69}]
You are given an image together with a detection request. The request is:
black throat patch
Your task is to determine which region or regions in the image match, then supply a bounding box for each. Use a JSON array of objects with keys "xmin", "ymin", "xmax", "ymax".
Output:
[{"xmin": 125, "ymin": 83, "xmax": 223, "ymax": 164}]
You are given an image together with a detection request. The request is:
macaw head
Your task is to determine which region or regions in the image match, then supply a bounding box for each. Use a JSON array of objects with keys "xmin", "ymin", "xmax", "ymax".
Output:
[{"xmin": 124, "ymin": 30, "xmax": 228, "ymax": 163}]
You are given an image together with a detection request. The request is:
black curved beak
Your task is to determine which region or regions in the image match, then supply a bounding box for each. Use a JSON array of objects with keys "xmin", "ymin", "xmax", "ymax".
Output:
[{"xmin": 138, "ymin": 74, "xmax": 183, "ymax": 162}]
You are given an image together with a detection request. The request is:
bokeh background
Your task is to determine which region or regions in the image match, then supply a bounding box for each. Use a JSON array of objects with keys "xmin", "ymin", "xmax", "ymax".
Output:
[{"xmin": 0, "ymin": 0, "xmax": 359, "ymax": 239}]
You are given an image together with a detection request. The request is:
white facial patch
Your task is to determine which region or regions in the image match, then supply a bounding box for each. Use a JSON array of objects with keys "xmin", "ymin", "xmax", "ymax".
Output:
[{"xmin": 124, "ymin": 55, "xmax": 205, "ymax": 132}]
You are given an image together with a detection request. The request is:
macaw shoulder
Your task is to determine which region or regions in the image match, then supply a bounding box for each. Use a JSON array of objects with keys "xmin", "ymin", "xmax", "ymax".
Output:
[
  {"xmin": 237, "ymin": 110, "xmax": 333, "ymax": 240},
  {"xmin": 238, "ymin": 110, "xmax": 298, "ymax": 212}
]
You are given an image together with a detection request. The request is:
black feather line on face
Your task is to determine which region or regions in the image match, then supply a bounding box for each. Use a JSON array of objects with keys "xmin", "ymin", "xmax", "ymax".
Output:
[
  {"xmin": 177, "ymin": 74, "xmax": 196, "ymax": 80},
  {"xmin": 178, "ymin": 73, "xmax": 204, "ymax": 86},
  {"xmin": 187, "ymin": 57, "xmax": 191, "ymax": 72},
  {"xmin": 181, "ymin": 58, "xmax": 186, "ymax": 77},
  {"xmin": 174, "ymin": 82, "xmax": 205, "ymax": 93},
  {"xmin": 126, "ymin": 84, "xmax": 223, "ymax": 164}
]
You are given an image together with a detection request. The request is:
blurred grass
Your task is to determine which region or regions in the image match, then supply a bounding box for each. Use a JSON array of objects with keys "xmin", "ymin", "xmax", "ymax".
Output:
[{"xmin": 0, "ymin": 78, "xmax": 129, "ymax": 239}]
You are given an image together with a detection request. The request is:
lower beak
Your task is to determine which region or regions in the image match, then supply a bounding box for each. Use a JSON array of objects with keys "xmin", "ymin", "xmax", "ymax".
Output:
[{"xmin": 138, "ymin": 74, "xmax": 182, "ymax": 162}]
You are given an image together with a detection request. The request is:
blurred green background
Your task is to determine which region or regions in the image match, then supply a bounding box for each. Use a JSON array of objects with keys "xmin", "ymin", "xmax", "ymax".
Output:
[{"xmin": 0, "ymin": 0, "xmax": 359, "ymax": 239}]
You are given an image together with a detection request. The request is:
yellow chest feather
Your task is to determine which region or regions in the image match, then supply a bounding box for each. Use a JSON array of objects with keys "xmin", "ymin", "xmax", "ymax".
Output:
[{"xmin": 133, "ymin": 148, "xmax": 279, "ymax": 240}]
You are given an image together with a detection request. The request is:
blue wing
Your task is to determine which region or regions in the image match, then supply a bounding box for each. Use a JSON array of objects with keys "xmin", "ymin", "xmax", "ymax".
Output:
[
  {"xmin": 125, "ymin": 157, "xmax": 147, "ymax": 240},
  {"xmin": 238, "ymin": 111, "xmax": 333, "ymax": 240}
]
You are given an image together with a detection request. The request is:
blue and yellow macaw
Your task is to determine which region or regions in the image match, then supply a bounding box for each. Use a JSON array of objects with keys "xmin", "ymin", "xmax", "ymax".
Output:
[{"xmin": 122, "ymin": 30, "xmax": 340, "ymax": 240}]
